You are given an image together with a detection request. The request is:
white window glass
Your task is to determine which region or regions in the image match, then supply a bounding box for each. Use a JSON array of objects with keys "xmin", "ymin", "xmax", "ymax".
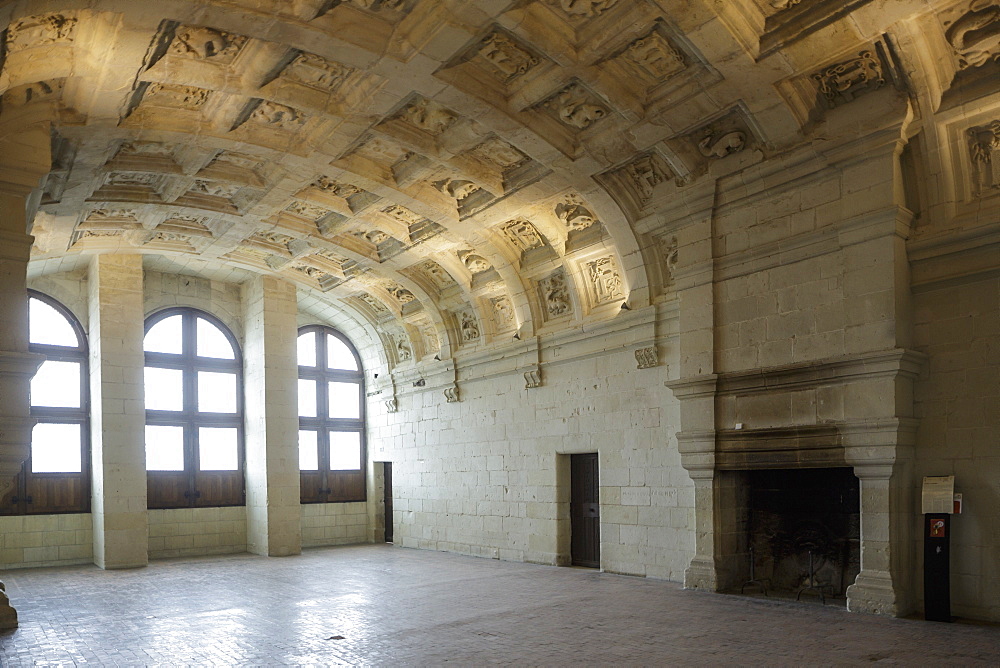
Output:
[
  {"xmin": 297, "ymin": 331, "xmax": 316, "ymax": 367},
  {"xmin": 298, "ymin": 379, "xmax": 317, "ymax": 417},
  {"xmin": 29, "ymin": 298, "xmax": 78, "ymax": 347},
  {"xmin": 31, "ymin": 423, "xmax": 82, "ymax": 473},
  {"xmin": 329, "ymin": 431, "xmax": 361, "ymax": 470},
  {"xmin": 198, "ymin": 372, "xmax": 237, "ymax": 413},
  {"xmin": 298, "ymin": 430, "xmax": 319, "ymax": 471},
  {"xmin": 145, "ymin": 425, "xmax": 185, "ymax": 471},
  {"xmin": 328, "ymin": 382, "xmax": 359, "ymax": 419},
  {"xmin": 198, "ymin": 427, "xmax": 239, "ymax": 471},
  {"xmin": 197, "ymin": 318, "xmax": 235, "ymax": 359},
  {"xmin": 30, "ymin": 360, "xmax": 81, "ymax": 408},
  {"xmin": 327, "ymin": 334, "xmax": 358, "ymax": 370},
  {"xmin": 144, "ymin": 315, "xmax": 183, "ymax": 354},
  {"xmin": 144, "ymin": 367, "xmax": 184, "ymax": 411}
]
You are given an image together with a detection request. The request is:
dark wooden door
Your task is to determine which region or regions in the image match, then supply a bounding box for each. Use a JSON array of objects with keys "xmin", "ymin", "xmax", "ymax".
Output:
[
  {"xmin": 383, "ymin": 462, "xmax": 393, "ymax": 543},
  {"xmin": 570, "ymin": 453, "xmax": 600, "ymax": 568}
]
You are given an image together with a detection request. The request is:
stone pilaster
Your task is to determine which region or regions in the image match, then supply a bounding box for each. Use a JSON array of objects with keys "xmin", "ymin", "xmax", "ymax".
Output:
[
  {"xmin": 89, "ymin": 254, "xmax": 148, "ymax": 569},
  {"xmin": 0, "ymin": 126, "xmax": 52, "ymax": 628},
  {"xmin": 243, "ymin": 275, "xmax": 301, "ymax": 557}
]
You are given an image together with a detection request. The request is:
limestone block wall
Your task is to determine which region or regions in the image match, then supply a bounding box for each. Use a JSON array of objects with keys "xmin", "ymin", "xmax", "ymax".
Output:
[
  {"xmin": 148, "ymin": 507, "xmax": 248, "ymax": 559},
  {"xmin": 301, "ymin": 503, "xmax": 368, "ymax": 548},
  {"xmin": 713, "ymin": 164, "xmax": 907, "ymax": 373},
  {"xmin": 0, "ymin": 514, "xmax": 92, "ymax": 568},
  {"xmin": 912, "ymin": 277, "xmax": 1000, "ymax": 622},
  {"xmin": 370, "ymin": 334, "xmax": 692, "ymax": 580}
]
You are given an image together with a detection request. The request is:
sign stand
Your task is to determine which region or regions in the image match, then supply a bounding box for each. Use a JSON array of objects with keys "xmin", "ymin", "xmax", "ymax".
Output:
[{"xmin": 921, "ymin": 476, "xmax": 956, "ymax": 623}]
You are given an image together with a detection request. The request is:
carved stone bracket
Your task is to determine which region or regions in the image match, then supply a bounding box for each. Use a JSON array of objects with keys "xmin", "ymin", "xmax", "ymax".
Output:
[
  {"xmin": 635, "ymin": 346, "xmax": 657, "ymax": 369},
  {"xmin": 524, "ymin": 367, "xmax": 542, "ymax": 388},
  {"xmin": 443, "ymin": 385, "xmax": 459, "ymax": 403},
  {"xmin": 385, "ymin": 398, "xmax": 398, "ymax": 413}
]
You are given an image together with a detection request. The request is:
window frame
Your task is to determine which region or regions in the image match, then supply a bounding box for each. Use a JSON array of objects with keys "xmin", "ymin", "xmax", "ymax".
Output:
[
  {"xmin": 1, "ymin": 291, "xmax": 91, "ymax": 516},
  {"xmin": 143, "ymin": 307, "xmax": 245, "ymax": 509},
  {"xmin": 297, "ymin": 325, "xmax": 367, "ymax": 504}
]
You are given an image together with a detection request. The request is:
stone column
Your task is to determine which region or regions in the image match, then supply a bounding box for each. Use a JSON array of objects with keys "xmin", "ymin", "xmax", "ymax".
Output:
[
  {"xmin": 666, "ymin": 197, "xmax": 723, "ymax": 592},
  {"xmin": 0, "ymin": 126, "xmax": 52, "ymax": 628},
  {"xmin": 89, "ymin": 254, "xmax": 148, "ymax": 569},
  {"xmin": 243, "ymin": 276, "xmax": 301, "ymax": 556}
]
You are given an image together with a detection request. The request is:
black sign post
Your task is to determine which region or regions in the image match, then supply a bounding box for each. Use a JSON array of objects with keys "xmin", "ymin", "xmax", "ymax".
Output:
[{"xmin": 923, "ymin": 513, "xmax": 951, "ymax": 622}]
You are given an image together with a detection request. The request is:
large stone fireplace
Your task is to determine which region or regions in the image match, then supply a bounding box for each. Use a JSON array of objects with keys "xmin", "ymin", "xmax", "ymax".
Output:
[
  {"xmin": 668, "ymin": 348, "xmax": 925, "ymax": 616},
  {"xmin": 729, "ymin": 467, "xmax": 861, "ymax": 601}
]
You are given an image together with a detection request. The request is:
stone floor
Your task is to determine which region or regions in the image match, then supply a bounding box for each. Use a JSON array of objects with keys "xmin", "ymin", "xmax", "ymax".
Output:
[{"xmin": 1, "ymin": 545, "xmax": 998, "ymax": 666}]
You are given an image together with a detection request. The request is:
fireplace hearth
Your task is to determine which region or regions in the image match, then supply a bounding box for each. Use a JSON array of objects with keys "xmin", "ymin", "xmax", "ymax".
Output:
[{"xmin": 739, "ymin": 468, "xmax": 861, "ymax": 601}]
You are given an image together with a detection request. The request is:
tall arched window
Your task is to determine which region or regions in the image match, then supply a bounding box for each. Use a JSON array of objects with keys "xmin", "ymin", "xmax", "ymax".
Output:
[
  {"xmin": 143, "ymin": 308, "xmax": 244, "ymax": 508},
  {"xmin": 2, "ymin": 292, "xmax": 90, "ymax": 515},
  {"xmin": 297, "ymin": 326, "xmax": 366, "ymax": 503}
]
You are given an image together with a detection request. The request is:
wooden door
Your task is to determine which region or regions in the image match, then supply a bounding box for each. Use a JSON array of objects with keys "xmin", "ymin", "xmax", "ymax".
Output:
[
  {"xmin": 570, "ymin": 453, "xmax": 600, "ymax": 568},
  {"xmin": 383, "ymin": 462, "xmax": 393, "ymax": 543}
]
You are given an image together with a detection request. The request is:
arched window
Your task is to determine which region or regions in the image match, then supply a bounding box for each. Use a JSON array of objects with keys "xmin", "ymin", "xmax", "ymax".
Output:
[
  {"xmin": 143, "ymin": 308, "xmax": 244, "ymax": 509},
  {"xmin": 297, "ymin": 326, "xmax": 366, "ymax": 503},
  {"xmin": 2, "ymin": 292, "xmax": 90, "ymax": 515}
]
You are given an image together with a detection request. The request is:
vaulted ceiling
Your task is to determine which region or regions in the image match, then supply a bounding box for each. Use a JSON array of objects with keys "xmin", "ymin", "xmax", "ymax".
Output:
[{"xmin": 2, "ymin": 0, "xmax": 996, "ymax": 362}]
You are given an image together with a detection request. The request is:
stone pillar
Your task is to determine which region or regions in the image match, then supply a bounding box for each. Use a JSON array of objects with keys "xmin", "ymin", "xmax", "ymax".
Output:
[
  {"xmin": 0, "ymin": 125, "xmax": 52, "ymax": 628},
  {"xmin": 243, "ymin": 275, "xmax": 301, "ymax": 556},
  {"xmin": 89, "ymin": 254, "xmax": 148, "ymax": 569}
]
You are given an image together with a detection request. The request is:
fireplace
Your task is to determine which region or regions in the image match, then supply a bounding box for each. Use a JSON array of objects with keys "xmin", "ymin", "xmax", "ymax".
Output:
[{"xmin": 740, "ymin": 468, "xmax": 861, "ymax": 601}]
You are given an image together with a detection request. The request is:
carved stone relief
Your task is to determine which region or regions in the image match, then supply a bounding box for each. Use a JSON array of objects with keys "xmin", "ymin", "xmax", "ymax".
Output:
[
  {"xmin": 542, "ymin": 83, "xmax": 609, "ymax": 130},
  {"xmin": 945, "ymin": 1, "xmax": 1000, "ymax": 70},
  {"xmin": 315, "ymin": 177, "xmax": 363, "ymax": 198},
  {"xmin": 490, "ymin": 295, "xmax": 515, "ymax": 329},
  {"xmin": 363, "ymin": 229, "xmax": 392, "ymax": 245},
  {"xmin": 476, "ymin": 31, "xmax": 540, "ymax": 81},
  {"xmin": 347, "ymin": 0, "xmax": 407, "ymax": 11},
  {"xmin": 661, "ymin": 236, "xmax": 679, "ymax": 288},
  {"xmin": 443, "ymin": 385, "xmax": 460, "ymax": 403},
  {"xmin": 622, "ymin": 30, "xmax": 684, "ymax": 80},
  {"xmin": 385, "ymin": 398, "xmax": 398, "ymax": 413},
  {"xmin": 6, "ymin": 14, "xmax": 77, "ymax": 52},
  {"xmin": 418, "ymin": 260, "xmax": 452, "ymax": 288},
  {"xmin": 538, "ymin": 269, "xmax": 572, "ymax": 319},
  {"xmin": 586, "ymin": 255, "xmax": 625, "ymax": 305},
  {"xmin": 361, "ymin": 293, "xmax": 389, "ymax": 313},
  {"xmin": 697, "ymin": 130, "xmax": 746, "ymax": 159},
  {"xmin": 501, "ymin": 219, "xmax": 545, "ymax": 251},
  {"xmin": 769, "ymin": 0, "xmax": 802, "ymax": 10},
  {"xmin": 524, "ymin": 368, "xmax": 542, "ymax": 388},
  {"xmin": 171, "ymin": 26, "xmax": 247, "ymax": 61},
  {"xmin": 400, "ymin": 98, "xmax": 457, "ymax": 135},
  {"xmin": 118, "ymin": 142, "xmax": 174, "ymax": 157},
  {"xmin": 545, "ymin": 0, "xmax": 618, "ymax": 19},
  {"xmin": 191, "ymin": 180, "xmax": 240, "ymax": 198},
  {"xmin": 459, "ymin": 310, "xmax": 481, "ymax": 342},
  {"xmin": 106, "ymin": 172, "xmax": 158, "ymax": 187},
  {"xmin": 436, "ymin": 178, "xmax": 482, "ymax": 202},
  {"xmin": 968, "ymin": 119, "xmax": 1000, "ymax": 194},
  {"xmin": 386, "ymin": 283, "xmax": 416, "ymax": 304},
  {"xmin": 422, "ymin": 325, "xmax": 440, "ymax": 353},
  {"xmin": 635, "ymin": 346, "xmax": 658, "ymax": 369},
  {"xmin": 284, "ymin": 53, "xmax": 353, "ymax": 90},
  {"xmin": 383, "ymin": 205, "xmax": 424, "ymax": 226},
  {"xmin": 145, "ymin": 83, "xmax": 211, "ymax": 109},
  {"xmin": 620, "ymin": 152, "xmax": 672, "ymax": 205},
  {"xmin": 812, "ymin": 50, "xmax": 884, "ymax": 107},
  {"xmin": 555, "ymin": 195, "xmax": 598, "ymax": 231},
  {"xmin": 463, "ymin": 253, "xmax": 492, "ymax": 273},
  {"xmin": 285, "ymin": 201, "xmax": 331, "ymax": 220},
  {"xmin": 395, "ymin": 335, "xmax": 412, "ymax": 361},
  {"xmin": 251, "ymin": 101, "xmax": 305, "ymax": 129},
  {"xmin": 473, "ymin": 138, "xmax": 529, "ymax": 169}
]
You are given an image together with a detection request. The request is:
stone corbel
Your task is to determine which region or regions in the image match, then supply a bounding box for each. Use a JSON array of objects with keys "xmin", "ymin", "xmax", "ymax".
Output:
[
  {"xmin": 443, "ymin": 384, "xmax": 459, "ymax": 403},
  {"xmin": 384, "ymin": 398, "xmax": 398, "ymax": 413},
  {"xmin": 524, "ymin": 367, "xmax": 542, "ymax": 388},
  {"xmin": 635, "ymin": 346, "xmax": 657, "ymax": 369}
]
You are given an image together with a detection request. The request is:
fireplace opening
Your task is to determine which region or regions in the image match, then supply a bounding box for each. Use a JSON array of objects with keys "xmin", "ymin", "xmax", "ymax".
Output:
[{"xmin": 739, "ymin": 467, "xmax": 860, "ymax": 603}]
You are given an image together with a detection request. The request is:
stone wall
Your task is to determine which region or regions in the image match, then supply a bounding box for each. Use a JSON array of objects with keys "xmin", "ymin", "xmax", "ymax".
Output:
[
  {"xmin": 912, "ymin": 277, "xmax": 1000, "ymax": 621},
  {"xmin": 148, "ymin": 507, "xmax": 248, "ymax": 559},
  {"xmin": 301, "ymin": 502, "xmax": 368, "ymax": 548},
  {"xmin": 0, "ymin": 514, "xmax": 92, "ymax": 568}
]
